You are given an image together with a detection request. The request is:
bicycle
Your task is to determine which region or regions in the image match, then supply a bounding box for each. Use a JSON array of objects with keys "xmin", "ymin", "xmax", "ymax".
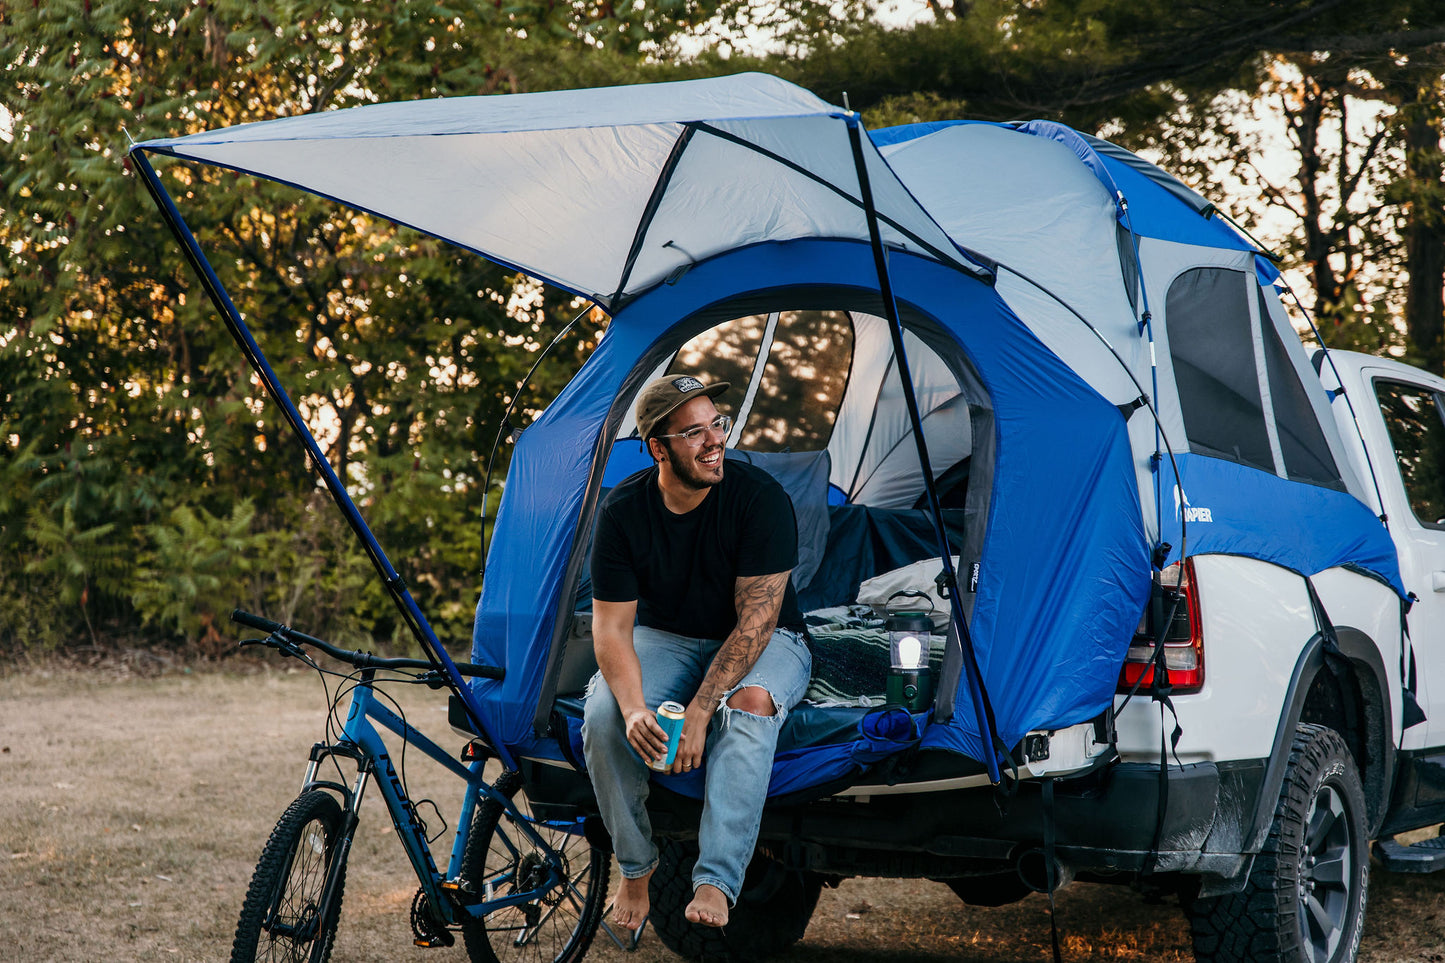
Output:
[{"xmin": 227, "ymin": 609, "xmax": 612, "ymax": 963}]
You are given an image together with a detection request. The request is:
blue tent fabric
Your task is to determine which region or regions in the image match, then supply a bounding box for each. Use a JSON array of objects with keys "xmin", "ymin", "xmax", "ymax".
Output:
[
  {"xmin": 600, "ymin": 437, "xmax": 652, "ymax": 488},
  {"xmin": 1157, "ymin": 454, "xmax": 1405, "ymax": 595},
  {"xmin": 132, "ymin": 75, "xmax": 1409, "ymax": 798},
  {"xmin": 1089, "ymin": 153, "xmax": 1252, "ymax": 251},
  {"xmin": 797, "ymin": 505, "xmax": 968, "ymax": 611},
  {"xmin": 472, "ymin": 237, "xmax": 1153, "ymax": 768},
  {"xmin": 869, "ymin": 120, "xmax": 969, "ymax": 148}
]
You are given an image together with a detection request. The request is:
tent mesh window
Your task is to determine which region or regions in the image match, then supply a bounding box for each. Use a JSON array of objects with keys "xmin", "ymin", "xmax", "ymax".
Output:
[
  {"xmin": 670, "ymin": 310, "xmax": 854, "ymax": 453},
  {"xmin": 1375, "ymin": 378, "xmax": 1445, "ymax": 530},
  {"xmin": 1258, "ymin": 288, "xmax": 1345, "ymax": 490},
  {"xmin": 668, "ymin": 312, "xmax": 769, "ymax": 411},
  {"xmin": 1167, "ymin": 267, "xmax": 1275, "ymax": 471}
]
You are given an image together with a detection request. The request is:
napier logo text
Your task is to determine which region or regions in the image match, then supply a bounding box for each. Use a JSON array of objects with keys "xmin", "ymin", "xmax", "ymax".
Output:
[
  {"xmin": 1174, "ymin": 484, "xmax": 1214, "ymax": 523},
  {"xmin": 671, "ymin": 376, "xmax": 705, "ymax": 393}
]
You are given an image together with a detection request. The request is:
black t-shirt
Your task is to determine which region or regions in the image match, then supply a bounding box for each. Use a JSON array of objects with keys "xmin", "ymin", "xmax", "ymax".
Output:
[{"xmin": 591, "ymin": 459, "xmax": 804, "ymax": 640}]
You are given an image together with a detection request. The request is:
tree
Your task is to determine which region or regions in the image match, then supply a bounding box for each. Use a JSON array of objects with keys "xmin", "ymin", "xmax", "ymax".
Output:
[
  {"xmin": 1389, "ymin": 62, "xmax": 1445, "ymax": 367},
  {"xmin": 0, "ymin": 0, "xmax": 709, "ymax": 653}
]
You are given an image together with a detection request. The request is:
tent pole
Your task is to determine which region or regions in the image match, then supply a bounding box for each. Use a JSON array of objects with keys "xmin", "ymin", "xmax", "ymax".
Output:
[
  {"xmin": 843, "ymin": 119, "xmax": 1003, "ymax": 783},
  {"xmin": 130, "ymin": 149, "xmax": 514, "ymax": 769}
]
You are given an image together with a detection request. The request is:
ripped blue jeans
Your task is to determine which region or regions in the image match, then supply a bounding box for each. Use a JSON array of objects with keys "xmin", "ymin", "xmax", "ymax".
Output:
[{"xmin": 581, "ymin": 624, "xmax": 812, "ymax": 904}]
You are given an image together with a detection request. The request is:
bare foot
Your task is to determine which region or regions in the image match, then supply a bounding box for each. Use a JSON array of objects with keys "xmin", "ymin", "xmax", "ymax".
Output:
[
  {"xmin": 684, "ymin": 883, "xmax": 729, "ymax": 928},
  {"xmin": 609, "ymin": 871, "xmax": 652, "ymax": 931}
]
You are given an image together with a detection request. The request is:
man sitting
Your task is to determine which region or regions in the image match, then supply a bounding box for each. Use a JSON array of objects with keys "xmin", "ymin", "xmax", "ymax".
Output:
[{"xmin": 582, "ymin": 374, "xmax": 812, "ymax": 929}]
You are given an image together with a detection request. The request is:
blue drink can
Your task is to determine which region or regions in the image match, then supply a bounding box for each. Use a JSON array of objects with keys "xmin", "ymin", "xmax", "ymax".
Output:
[{"xmin": 650, "ymin": 701, "xmax": 687, "ymax": 771}]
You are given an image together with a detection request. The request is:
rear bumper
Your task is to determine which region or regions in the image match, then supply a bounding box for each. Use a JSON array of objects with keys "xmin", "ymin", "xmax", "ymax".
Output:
[
  {"xmin": 510, "ymin": 717, "xmax": 1268, "ymax": 889},
  {"xmin": 744, "ymin": 758, "xmax": 1267, "ymax": 885}
]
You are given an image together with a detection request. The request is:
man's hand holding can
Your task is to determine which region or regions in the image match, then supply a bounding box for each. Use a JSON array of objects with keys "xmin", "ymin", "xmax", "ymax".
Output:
[{"xmin": 650, "ymin": 701, "xmax": 687, "ymax": 771}]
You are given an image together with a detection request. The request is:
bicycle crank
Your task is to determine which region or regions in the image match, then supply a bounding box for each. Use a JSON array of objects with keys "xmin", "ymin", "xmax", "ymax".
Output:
[{"xmin": 410, "ymin": 890, "xmax": 456, "ymax": 948}]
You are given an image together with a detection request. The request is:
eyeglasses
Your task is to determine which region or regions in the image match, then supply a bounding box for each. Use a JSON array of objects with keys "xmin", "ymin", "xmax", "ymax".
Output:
[{"xmin": 656, "ymin": 414, "xmax": 732, "ymax": 448}]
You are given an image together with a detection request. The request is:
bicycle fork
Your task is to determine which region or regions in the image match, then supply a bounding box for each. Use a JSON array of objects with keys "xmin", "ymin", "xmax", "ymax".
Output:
[{"xmin": 301, "ymin": 749, "xmax": 370, "ymax": 961}]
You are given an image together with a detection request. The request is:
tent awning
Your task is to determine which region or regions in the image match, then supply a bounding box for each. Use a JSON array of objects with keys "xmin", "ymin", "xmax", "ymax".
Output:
[{"xmin": 135, "ymin": 72, "xmax": 981, "ymax": 309}]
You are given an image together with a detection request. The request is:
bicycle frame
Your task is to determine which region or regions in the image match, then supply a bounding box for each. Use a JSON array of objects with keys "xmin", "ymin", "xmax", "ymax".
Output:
[{"xmin": 302, "ymin": 669, "xmax": 586, "ymax": 929}]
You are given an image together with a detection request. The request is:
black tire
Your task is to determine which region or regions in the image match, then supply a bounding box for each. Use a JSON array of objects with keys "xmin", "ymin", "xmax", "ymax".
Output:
[
  {"xmin": 1186, "ymin": 724, "xmax": 1369, "ymax": 963},
  {"xmin": 649, "ymin": 837, "xmax": 824, "ymax": 962},
  {"xmin": 231, "ymin": 790, "xmax": 349, "ymax": 963},
  {"xmin": 941, "ymin": 871, "xmax": 1034, "ymax": 907},
  {"xmin": 459, "ymin": 769, "xmax": 610, "ymax": 963}
]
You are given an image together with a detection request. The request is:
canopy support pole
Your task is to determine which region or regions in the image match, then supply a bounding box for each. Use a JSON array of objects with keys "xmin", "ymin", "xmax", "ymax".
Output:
[
  {"xmin": 844, "ymin": 118, "xmax": 1003, "ymax": 783},
  {"xmin": 130, "ymin": 149, "xmax": 514, "ymax": 770}
]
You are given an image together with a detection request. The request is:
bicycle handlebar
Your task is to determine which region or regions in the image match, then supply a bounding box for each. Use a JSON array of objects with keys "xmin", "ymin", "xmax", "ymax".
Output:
[
  {"xmin": 231, "ymin": 609, "xmax": 286, "ymax": 635},
  {"xmin": 230, "ymin": 608, "xmax": 503, "ymax": 680}
]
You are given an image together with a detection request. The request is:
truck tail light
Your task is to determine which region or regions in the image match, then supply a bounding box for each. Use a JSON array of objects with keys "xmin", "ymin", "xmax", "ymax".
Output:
[{"xmin": 1119, "ymin": 558, "xmax": 1204, "ymax": 694}]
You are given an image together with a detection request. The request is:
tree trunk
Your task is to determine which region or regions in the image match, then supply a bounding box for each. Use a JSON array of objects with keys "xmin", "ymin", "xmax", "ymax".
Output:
[
  {"xmin": 1286, "ymin": 76, "xmax": 1347, "ymax": 326},
  {"xmin": 1401, "ymin": 81, "xmax": 1445, "ymax": 373}
]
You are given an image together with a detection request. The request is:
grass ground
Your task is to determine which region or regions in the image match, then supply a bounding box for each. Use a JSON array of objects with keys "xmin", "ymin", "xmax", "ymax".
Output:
[{"xmin": 2, "ymin": 665, "xmax": 1443, "ymax": 962}]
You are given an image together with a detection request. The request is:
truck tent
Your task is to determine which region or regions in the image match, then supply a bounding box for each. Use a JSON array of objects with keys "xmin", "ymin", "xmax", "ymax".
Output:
[{"xmin": 131, "ymin": 72, "xmax": 1403, "ymax": 793}]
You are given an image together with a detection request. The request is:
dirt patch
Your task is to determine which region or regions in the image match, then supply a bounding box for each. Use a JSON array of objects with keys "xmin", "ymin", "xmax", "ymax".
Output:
[{"xmin": 3, "ymin": 668, "xmax": 1444, "ymax": 962}]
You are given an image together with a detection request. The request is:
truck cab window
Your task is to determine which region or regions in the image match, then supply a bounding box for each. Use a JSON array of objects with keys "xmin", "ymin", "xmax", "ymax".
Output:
[{"xmin": 1376, "ymin": 379, "xmax": 1445, "ymax": 529}]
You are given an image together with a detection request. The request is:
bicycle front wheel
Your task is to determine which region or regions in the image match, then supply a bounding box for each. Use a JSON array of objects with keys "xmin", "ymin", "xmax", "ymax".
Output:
[
  {"xmin": 459, "ymin": 770, "xmax": 610, "ymax": 963},
  {"xmin": 231, "ymin": 790, "xmax": 349, "ymax": 963}
]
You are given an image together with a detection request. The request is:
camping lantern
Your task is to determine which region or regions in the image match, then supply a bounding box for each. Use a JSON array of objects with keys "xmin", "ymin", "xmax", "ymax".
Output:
[{"xmin": 885, "ymin": 610, "xmax": 934, "ymax": 712}]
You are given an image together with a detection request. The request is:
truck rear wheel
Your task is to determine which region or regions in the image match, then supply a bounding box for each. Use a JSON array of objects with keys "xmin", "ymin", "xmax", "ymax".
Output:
[
  {"xmin": 648, "ymin": 838, "xmax": 822, "ymax": 962},
  {"xmin": 1186, "ymin": 724, "xmax": 1368, "ymax": 963}
]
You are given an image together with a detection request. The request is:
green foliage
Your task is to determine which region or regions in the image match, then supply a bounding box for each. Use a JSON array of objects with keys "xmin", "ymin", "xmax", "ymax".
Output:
[
  {"xmin": 24, "ymin": 501, "xmax": 130, "ymax": 645},
  {"xmin": 0, "ymin": 0, "xmax": 670, "ymax": 657},
  {"xmin": 4, "ymin": 0, "xmax": 1442, "ymax": 660},
  {"xmin": 131, "ymin": 501, "xmax": 263, "ymax": 641}
]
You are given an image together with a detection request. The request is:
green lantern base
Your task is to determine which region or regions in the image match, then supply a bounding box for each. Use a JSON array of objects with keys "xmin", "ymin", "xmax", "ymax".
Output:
[{"xmin": 887, "ymin": 667, "xmax": 933, "ymax": 712}]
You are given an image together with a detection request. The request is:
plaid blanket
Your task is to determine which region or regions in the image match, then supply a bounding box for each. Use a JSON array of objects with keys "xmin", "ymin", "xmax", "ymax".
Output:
[{"xmin": 803, "ymin": 607, "xmax": 945, "ymax": 708}]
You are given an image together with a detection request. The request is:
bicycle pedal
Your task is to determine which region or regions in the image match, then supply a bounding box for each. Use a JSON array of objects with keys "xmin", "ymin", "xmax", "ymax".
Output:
[
  {"xmin": 441, "ymin": 878, "xmax": 477, "ymax": 902},
  {"xmin": 413, "ymin": 934, "xmax": 455, "ymax": 948}
]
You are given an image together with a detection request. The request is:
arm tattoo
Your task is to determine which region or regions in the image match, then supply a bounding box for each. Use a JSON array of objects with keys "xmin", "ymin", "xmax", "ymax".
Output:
[{"xmin": 694, "ymin": 570, "xmax": 791, "ymax": 710}]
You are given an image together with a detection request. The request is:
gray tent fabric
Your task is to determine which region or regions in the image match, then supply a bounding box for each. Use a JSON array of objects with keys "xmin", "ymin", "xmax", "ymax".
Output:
[{"xmin": 138, "ymin": 73, "xmax": 977, "ymax": 309}]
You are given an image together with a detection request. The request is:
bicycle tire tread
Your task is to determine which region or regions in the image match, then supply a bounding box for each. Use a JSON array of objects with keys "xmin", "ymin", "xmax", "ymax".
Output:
[{"xmin": 231, "ymin": 790, "xmax": 348, "ymax": 963}]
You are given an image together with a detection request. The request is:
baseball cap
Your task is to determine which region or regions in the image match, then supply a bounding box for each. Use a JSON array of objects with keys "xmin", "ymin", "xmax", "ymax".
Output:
[{"xmin": 635, "ymin": 375, "xmax": 730, "ymax": 440}]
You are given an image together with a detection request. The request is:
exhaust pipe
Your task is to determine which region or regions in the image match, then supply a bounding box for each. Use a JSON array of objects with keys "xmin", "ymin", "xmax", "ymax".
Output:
[{"xmin": 1015, "ymin": 846, "xmax": 1073, "ymax": 894}]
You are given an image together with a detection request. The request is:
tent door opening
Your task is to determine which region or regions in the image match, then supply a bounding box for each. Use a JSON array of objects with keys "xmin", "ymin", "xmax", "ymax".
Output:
[{"xmin": 535, "ymin": 297, "xmax": 998, "ymax": 748}]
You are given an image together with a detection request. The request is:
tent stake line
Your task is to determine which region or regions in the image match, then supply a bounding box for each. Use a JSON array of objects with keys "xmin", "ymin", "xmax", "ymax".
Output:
[
  {"xmin": 130, "ymin": 148, "xmax": 513, "ymax": 771},
  {"xmin": 846, "ymin": 115, "xmax": 1003, "ymax": 784}
]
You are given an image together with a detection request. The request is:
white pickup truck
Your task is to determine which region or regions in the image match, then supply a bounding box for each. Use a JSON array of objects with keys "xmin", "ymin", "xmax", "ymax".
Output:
[{"xmin": 1090, "ymin": 347, "xmax": 1445, "ymax": 963}]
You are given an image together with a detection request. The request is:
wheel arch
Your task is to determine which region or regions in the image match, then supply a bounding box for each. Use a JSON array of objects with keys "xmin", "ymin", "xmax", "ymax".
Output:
[
  {"xmin": 1242, "ymin": 626, "xmax": 1395, "ymax": 852},
  {"xmin": 1309, "ymin": 627, "xmax": 1394, "ymax": 833}
]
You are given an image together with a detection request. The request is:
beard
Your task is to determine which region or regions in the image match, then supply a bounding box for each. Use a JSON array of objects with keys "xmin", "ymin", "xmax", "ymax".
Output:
[{"xmin": 666, "ymin": 439, "xmax": 725, "ymax": 490}]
